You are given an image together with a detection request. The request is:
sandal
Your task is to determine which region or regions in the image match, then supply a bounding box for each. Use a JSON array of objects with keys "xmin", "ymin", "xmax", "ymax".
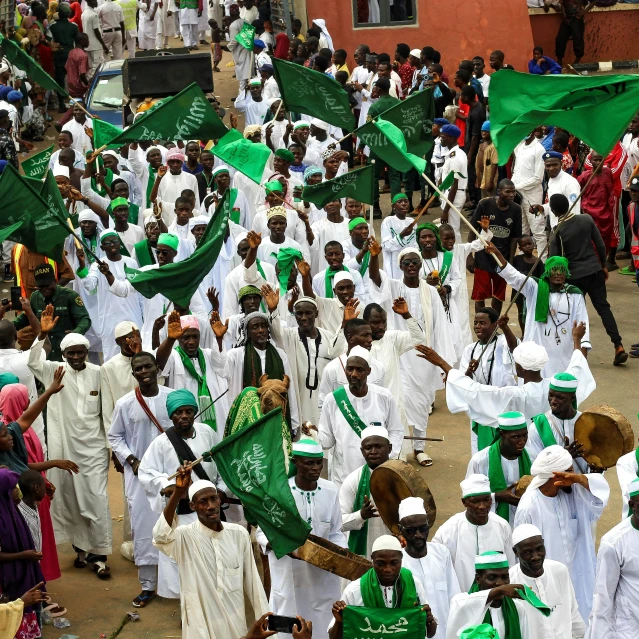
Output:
[
  {"xmin": 414, "ymin": 451, "xmax": 433, "ymax": 467},
  {"xmin": 132, "ymin": 591, "xmax": 156, "ymax": 608},
  {"xmin": 73, "ymin": 557, "xmax": 87, "ymax": 568},
  {"xmin": 43, "ymin": 604, "xmax": 67, "ymax": 618},
  {"xmin": 613, "ymin": 349, "xmax": 628, "ymax": 366},
  {"xmin": 92, "ymin": 562, "xmax": 111, "ymax": 579}
]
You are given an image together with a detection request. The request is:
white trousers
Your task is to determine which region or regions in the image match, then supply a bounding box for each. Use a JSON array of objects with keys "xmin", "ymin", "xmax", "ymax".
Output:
[
  {"xmin": 138, "ymin": 564, "xmax": 158, "ymax": 590},
  {"xmin": 519, "ymin": 186, "xmax": 547, "ymax": 260},
  {"xmin": 87, "ymin": 50, "xmax": 105, "ymax": 77},
  {"xmin": 181, "ymin": 23, "xmax": 198, "ymax": 47},
  {"xmin": 124, "ymin": 30, "xmax": 136, "ymax": 58},
  {"xmin": 103, "ymin": 30, "xmax": 124, "ymax": 60},
  {"xmin": 156, "ymin": 33, "xmax": 169, "ymax": 48}
]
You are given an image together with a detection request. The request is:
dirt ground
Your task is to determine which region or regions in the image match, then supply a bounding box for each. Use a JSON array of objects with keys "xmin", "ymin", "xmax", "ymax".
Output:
[{"xmin": 22, "ymin": 42, "xmax": 638, "ymax": 638}]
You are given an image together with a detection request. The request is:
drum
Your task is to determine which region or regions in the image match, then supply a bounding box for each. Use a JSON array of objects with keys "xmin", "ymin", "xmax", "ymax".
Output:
[
  {"xmin": 297, "ymin": 534, "xmax": 372, "ymax": 581},
  {"xmin": 369, "ymin": 460, "xmax": 436, "ymax": 534},
  {"xmin": 513, "ymin": 475, "xmax": 532, "ymax": 497},
  {"xmin": 574, "ymin": 405, "xmax": 634, "ymax": 470}
]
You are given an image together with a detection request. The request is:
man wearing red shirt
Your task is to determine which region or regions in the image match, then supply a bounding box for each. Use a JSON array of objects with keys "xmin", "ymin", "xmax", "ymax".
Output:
[
  {"xmin": 394, "ymin": 43, "xmax": 413, "ymax": 98},
  {"xmin": 65, "ymin": 33, "xmax": 90, "ymax": 100}
]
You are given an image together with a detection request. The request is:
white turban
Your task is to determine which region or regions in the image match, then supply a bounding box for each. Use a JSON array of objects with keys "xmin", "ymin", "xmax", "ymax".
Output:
[
  {"xmin": 371, "ymin": 535, "xmax": 402, "ymax": 554},
  {"xmin": 114, "ymin": 321, "xmax": 139, "ymax": 339},
  {"xmin": 528, "ymin": 445, "xmax": 573, "ymax": 491},
  {"xmin": 460, "ymin": 473, "xmax": 491, "ymax": 498},
  {"xmin": 144, "ymin": 216, "xmax": 159, "ymax": 229},
  {"xmin": 60, "ymin": 333, "xmax": 90, "ymax": 352},
  {"xmin": 361, "ymin": 425, "xmax": 389, "ymax": 442},
  {"xmin": 332, "ymin": 271, "xmax": 353, "ymax": 289},
  {"xmin": 347, "ymin": 345, "xmax": 371, "ymax": 365},
  {"xmin": 512, "ymin": 341, "xmax": 549, "ymax": 372},
  {"xmin": 398, "ymin": 497, "xmax": 427, "ymax": 521},
  {"xmin": 512, "ymin": 523, "xmax": 542, "ymax": 547},
  {"xmin": 397, "ymin": 247, "xmax": 421, "ymax": 266},
  {"xmin": 310, "ymin": 118, "xmax": 329, "ymax": 131},
  {"xmin": 188, "ymin": 480, "xmax": 217, "ymax": 501},
  {"xmin": 189, "ymin": 215, "xmax": 209, "ymax": 230},
  {"xmin": 78, "ymin": 211, "xmax": 101, "ymax": 225},
  {"xmin": 52, "ymin": 163, "xmax": 70, "ymax": 178}
]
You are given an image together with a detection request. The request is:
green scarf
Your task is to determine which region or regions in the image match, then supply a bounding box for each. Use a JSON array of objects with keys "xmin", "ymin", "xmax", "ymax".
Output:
[
  {"xmin": 348, "ymin": 464, "xmax": 371, "ymax": 556},
  {"xmin": 108, "ymin": 200, "xmax": 139, "ymax": 225},
  {"xmin": 333, "ymin": 385, "xmax": 367, "ymax": 438},
  {"xmin": 469, "ymin": 582, "xmax": 523, "ymax": 639},
  {"xmin": 229, "ymin": 188, "xmax": 240, "ymax": 224},
  {"xmin": 439, "ymin": 250, "xmax": 454, "ymax": 284},
  {"xmin": 358, "ymin": 250, "xmax": 370, "ymax": 277},
  {"xmin": 146, "ymin": 164, "xmax": 157, "ymax": 208},
  {"xmin": 531, "ymin": 414, "xmax": 558, "ymax": 449},
  {"xmin": 360, "ymin": 567, "xmax": 419, "ymax": 609},
  {"xmin": 81, "ymin": 233, "xmax": 98, "ymax": 265},
  {"xmin": 91, "ymin": 166, "xmax": 114, "ymax": 197},
  {"xmin": 274, "ymin": 247, "xmax": 303, "ymax": 296},
  {"xmin": 533, "ymin": 256, "xmax": 582, "ymax": 322},
  {"xmin": 242, "ymin": 341, "xmax": 286, "ymax": 389},
  {"xmin": 324, "ymin": 264, "xmax": 348, "ymax": 298},
  {"xmin": 471, "ymin": 422, "xmax": 498, "ymax": 452},
  {"xmin": 133, "ymin": 239, "xmax": 156, "ymax": 266},
  {"xmin": 175, "ymin": 346, "xmax": 216, "ymax": 430},
  {"xmin": 487, "ymin": 439, "xmax": 531, "ymax": 521}
]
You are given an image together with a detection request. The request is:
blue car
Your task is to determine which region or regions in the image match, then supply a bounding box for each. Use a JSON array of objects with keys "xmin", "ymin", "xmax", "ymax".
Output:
[{"xmin": 84, "ymin": 60, "xmax": 125, "ymax": 128}]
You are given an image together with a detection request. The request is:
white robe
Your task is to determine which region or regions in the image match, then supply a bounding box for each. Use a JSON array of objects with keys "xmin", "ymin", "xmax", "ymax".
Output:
[
  {"xmin": 380, "ymin": 215, "xmax": 417, "ymax": 279},
  {"xmin": 222, "ymin": 260, "xmax": 277, "ymax": 320},
  {"xmin": 62, "ymin": 117, "xmax": 94, "ymax": 156},
  {"xmin": 256, "ymin": 477, "xmax": 346, "ymax": 637},
  {"xmin": 257, "ymin": 235, "xmax": 310, "ymax": 267},
  {"xmin": 431, "ymin": 511, "xmax": 515, "ymax": 592},
  {"xmin": 459, "ymin": 335, "xmax": 517, "ymax": 389},
  {"xmin": 28, "ymin": 338, "xmax": 112, "ymax": 554},
  {"xmin": 139, "ymin": 422, "xmax": 225, "ymax": 598},
  {"xmin": 317, "ymin": 384, "xmax": 403, "ymax": 489},
  {"xmin": 444, "ymin": 349, "xmax": 595, "ymax": 429},
  {"xmin": 616, "ymin": 450, "xmax": 638, "ymax": 520},
  {"xmin": 108, "ymin": 387, "xmax": 173, "ymax": 567},
  {"xmin": 312, "ymin": 267, "xmax": 366, "ymax": 303},
  {"xmin": 81, "ymin": 256, "xmax": 145, "ymax": 361},
  {"xmin": 446, "ymin": 590, "xmax": 546, "ymax": 639},
  {"xmin": 227, "ymin": 18, "xmax": 252, "ymax": 84},
  {"xmin": 586, "ymin": 517, "xmax": 639, "ymax": 639},
  {"xmin": 157, "ymin": 171, "xmax": 200, "ymax": 210},
  {"xmin": 498, "ymin": 262, "xmax": 590, "ymax": 378},
  {"xmin": 543, "ymin": 170, "xmax": 581, "ymax": 229},
  {"xmin": 310, "ymin": 217, "xmax": 350, "ymax": 273},
  {"xmin": 100, "ymin": 352, "xmax": 137, "ymax": 432},
  {"xmin": 510, "ymin": 559, "xmax": 586, "ymax": 639},
  {"xmin": 339, "ymin": 464, "xmax": 392, "ymax": 559},
  {"xmin": 233, "ymin": 93, "xmax": 270, "ymax": 126},
  {"xmin": 401, "ymin": 544, "xmax": 461, "ymax": 639},
  {"xmin": 152, "ymin": 515, "xmax": 268, "ymax": 639},
  {"xmin": 208, "ymin": 341, "xmax": 300, "ymax": 433},
  {"xmin": 514, "ymin": 474, "xmax": 610, "ymax": 620},
  {"xmin": 269, "ymin": 309, "xmax": 345, "ymax": 426}
]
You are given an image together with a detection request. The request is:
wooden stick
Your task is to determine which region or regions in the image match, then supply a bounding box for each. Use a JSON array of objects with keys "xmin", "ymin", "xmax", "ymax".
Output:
[
  {"xmin": 68, "ymin": 97, "xmax": 95, "ymax": 120},
  {"xmin": 410, "ymin": 193, "xmax": 436, "ymax": 225},
  {"xmin": 67, "ymin": 218, "xmax": 82, "ymax": 250},
  {"xmin": 369, "ymin": 159, "xmax": 375, "ymax": 230},
  {"xmin": 167, "ymin": 457, "xmax": 204, "ymax": 481},
  {"xmin": 87, "ymin": 144, "xmax": 108, "ymax": 165},
  {"xmin": 404, "ymin": 435, "xmax": 444, "ymax": 442}
]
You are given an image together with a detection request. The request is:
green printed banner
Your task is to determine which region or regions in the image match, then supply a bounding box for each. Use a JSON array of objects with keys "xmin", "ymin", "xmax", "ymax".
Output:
[
  {"xmin": 272, "ymin": 57, "xmax": 356, "ymax": 131},
  {"xmin": 302, "ymin": 164, "xmax": 375, "ymax": 207},
  {"xmin": 235, "ymin": 23, "xmax": 256, "ymax": 50},
  {"xmin": 21, "ymin": 145, "xmax": 53, "ymax": 179},
  {"xmin": 342, "ymin": 606, "xmax": 426, "ymax": 639},
  {"xmin": 212, "ymin": 130, "xmax": 271, "ymax": 184},
  {"xmin": 92, "ymin": 118, "xmax": 123, "ymax": 150}
]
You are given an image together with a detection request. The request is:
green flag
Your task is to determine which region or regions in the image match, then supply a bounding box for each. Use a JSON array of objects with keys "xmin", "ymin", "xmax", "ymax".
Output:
[
  {"xmin": 21, "ymin": 145, "xmax": 54, "ymax": 179},
  {"xmin": 489, "ymin": 70, "xmax": 639, "ymax": 165},
  {"xmin": 373, "ymin": 89, "xmax": 435, "ymax": 157},
  {"xmin": 302, "ymin": 164, "xmax": 375, "ymax": 207},
  {"xmin": 33, "ymin": 171, "xmax": 74, "ymax": 262},
  {"xmin": 92, "ymin": 118, "xmax": 122, "ymax": 150},
  {"xmin": 357, "ymin": 119, "xmax": 427, "ymax": 174},
  {"xmin": 123, "ymin": 190, "xmax": 230, "ymax": 307},
  {"xmin": 342, "ymin": 606, "xmax": 426, "ymax": 639},
  {"xmin": 234, "ymin": 22, "xmax": 256, "ymax": 50},
  {"xmin": 272, "ymin": 58, "xmax": 356, "ymax": 131},
  {"xmin": 438, "ymin": 169, "xmax": 466, "ymax": 192},
  {"xmin": 212, "ymin": 130, "xmax": 271, "ymax": 184},
  {"xmin": 0, "ymin": 220, "xmax": 24, "ymax": 244},
  {"xmin": 0, "ymin": 34, "xmax": 68, "ymax": 96},
  {"xmin": 109, "ymin": 83, "xmax": 228, "ymax": 144},
  {"xmin": 211, "ymin": 408, "xmax": 312, "ymax": 559}
]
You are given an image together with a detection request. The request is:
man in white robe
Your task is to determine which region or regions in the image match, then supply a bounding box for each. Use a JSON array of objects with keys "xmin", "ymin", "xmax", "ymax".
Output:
[
  {"xmin": 339, "ymin": 426, "xmax": 393, "ymax": 559},
  {"xmin": 447, "ymin": 551, "xmax": 546, "ymax": 639},
  {"xmin": 616, "ymin": 449, "xmax": 639, "ymax": 520},
  {"xmin": 108, "ymin": 352, "xmax": 173, "ymax": 606},
  {"xmin": 432, "ymin": 474, "xmax": 515, "ymax": 592},
  {"xmin": 380, "ymin": 193, "xmax": 418, "ymax": 279},
  {"xmin": 307, "ymin": 346, "xmax": 402, "ymax": 489},
  {"xmin": 311, "ymin": 241, "xmax": 367, "ymax": 303},
  {"xmin": 309, "ymin": 200, "xmax": 350, "ymax": 273},
  {"xmin": 155, "ymin": 151, "xmax": 200, "ymax": 210},
  {"xmin": 227, "ymin": 5, "xmax": 252, "ymax": 94},
  {"xmin": 152, "ymin": 465, "xmax": 266, "ymax": 637},
  {"xmin": 510, "ymin": 523, "xmax": 586, "ymax": 638},
  {"xmin": 204, "ymin": 165, "xmax": 250, "ymax": 229},
  {"xmin": 140, "ymin": 389, "xmax": 226, "ymax": 600},
  {"xmin": 586, "ymin": 478, "xmax": 639, "ymax": 638},
  {"xmin": 256, "ymin": 206, "xmax": 310, "ymax": 266},
  {"xmin": 399, "ymin": 497, "xmax": 460, "ymax": 639},
  {"xmin": 28, "ymin": 325, "xmax": 112, "ymax": 577},
  {"xmin": 487, "ymin": 244, "xmax": 590, "ymax": 378},
  {"xmin": 257, "ymin": 439, "xmax": 346, "ymax": 635},
  {"xmin": 514, "ymin": 445, "xmax": 610, "ymax": 620}
]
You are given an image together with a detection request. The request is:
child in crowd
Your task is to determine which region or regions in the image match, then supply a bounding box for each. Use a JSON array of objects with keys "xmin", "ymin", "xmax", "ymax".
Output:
[{"xmin": 511, "ymin": 235, "xmax": 544, "ymax": 335}]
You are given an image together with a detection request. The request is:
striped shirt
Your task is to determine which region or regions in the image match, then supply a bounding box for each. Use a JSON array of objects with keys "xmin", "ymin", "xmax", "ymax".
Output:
[{"xmin": 18, "ymin": 501, "xmax": 42, "ymax": 553}]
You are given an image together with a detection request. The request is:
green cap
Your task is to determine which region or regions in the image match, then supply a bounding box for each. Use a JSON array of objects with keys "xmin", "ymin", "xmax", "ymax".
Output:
[
  {"xmin": 157, "ymin": 233, "xmax": 179, "ymax": 251},
  {"xmin": 392, "ymin": 193, "xmax": 409, "ymax": 205},
  {"xmin": 111, "ymin": 197, "xmax": 129, "ymax": 209},
  {"xmin": 348, "ymin": 216, "xmax": 368, "ymax": 232},
  {"xmin": 474, "ymin": 551, "xmax": 510, "ymax": 570},
  {"xmin": 275, "ymin": 148, "xmax": 295, "ymax": 163},
  {"xmin": 497, "ymin": 411, "xmax": 527, "ymax": 431},
  {"xmin": 292, "ymin": 439, "xmax": 324, "ymax": 458},
  {"xmin": 265, "ymin": 180, "xmax": 284, "ymax": 193},
  {"xmin": 166, "ymin": 389, "xmax": 198, "ymax": 417}
]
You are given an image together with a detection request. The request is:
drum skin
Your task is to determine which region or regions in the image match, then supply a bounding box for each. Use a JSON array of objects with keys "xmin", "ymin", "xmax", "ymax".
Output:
[{"xmin": 297, "ymin": 534, "xmax": 372, "ymax": 580}]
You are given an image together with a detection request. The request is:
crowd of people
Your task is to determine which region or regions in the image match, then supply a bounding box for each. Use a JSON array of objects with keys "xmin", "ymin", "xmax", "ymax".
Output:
[{"xmin": 0, "ymin": 2, "xmax": 639, "ymax": 639}]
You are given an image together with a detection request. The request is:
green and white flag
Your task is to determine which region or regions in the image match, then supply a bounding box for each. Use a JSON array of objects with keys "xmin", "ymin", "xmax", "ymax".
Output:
[
  {"xmin": 108, "ymin": 82, "xmax": 228, "ymax": 144},
  {"xmin": 212, "ymin": 408, "xmax": 312, "ymax": 559},
  {"xmin": 235, "ymin": 23, "xmax": 256, "ymax": 50},
  {"xmin": 272, "ymin": 57, "xmax": 356, "ymax": 130},
  {"xmin": 92, "ymin": 118, "xmax": 122, "ymax": 150},
  {"xmin": 21, "ymin": 145, "xmax": 54, "ymax": 179},
  {"xmin": 439, "ymin": 169, "xmax": 466, "ymax": 192},
  {"xmin": 342, "ymin": 607, "xmax": 426, "ymax": 639},
  {"xmin": 212, "ymin": 129, "xmax": 271, "ymax": 185},
  {"xmin": 302, "ymin": 164, "xmax": 375, "ymax": 208}
]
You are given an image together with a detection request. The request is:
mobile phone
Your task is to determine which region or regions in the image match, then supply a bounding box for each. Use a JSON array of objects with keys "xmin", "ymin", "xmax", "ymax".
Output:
[
  {"xmin": 10, "ymin": 287, "xmax": 21, "ymax": 311},
  {"xmin": 267, "ymin": 615, "xmax": 300, "ymax": 634}
]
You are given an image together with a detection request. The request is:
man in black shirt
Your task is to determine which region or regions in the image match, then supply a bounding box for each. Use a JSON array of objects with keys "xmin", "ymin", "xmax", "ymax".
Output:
[
  {"xmin": 468, "ymin": 179, "xmax": 522, "ymax": 313},
  {"xmin": 462, "ymin": 85, "xmax": 486, "ymax": 209},
  {"xmin": 548, "ymin": 193, "xmax": 627, "ymax": 366}
]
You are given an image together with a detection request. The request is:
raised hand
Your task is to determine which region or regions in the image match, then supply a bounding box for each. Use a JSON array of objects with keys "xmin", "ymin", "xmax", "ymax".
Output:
[
  {"xmin": 572, "ymin": 320, "xmax": 586, "ymax": 342},
  {"xmin": 392, "ymin": 297, "xmax": 409, "ymax": 316},
  {"xmin": 368, "ymin": 237, "xmax": 382, "ymax": 257},
  {"xmin": 98, "ymin": 262, "xmax": 112, "ymax": 277},
  {"xmin": 157, "ymin": 165, "xmax": 168, "ymax": 178},
  {"xmin": 153, "ymin": 315, "xmax": 166, "ymax": 332},
  {"xmin": 343, "ymin": 298, "xmax": 360, "ymax": 322},
  {"xmin": 206, "ymin": 287, "xmax": 220, "ymax": 312},
  {"xmin": 49, "ymin": 366, "xmax": 66, "ymax": 394},
  {"xmin": 174, "ymin": 465, "xmax": 192, "ymax": 492},
  {"xmin": 19, "ymin": 297, "xmax": 32, "ymax": 313},
  {"xmin": 296, "ymin": 259, "xmax": 311, "ymax": 278},
  {"xmin": 126, "ymin": 332, "xmax": 142, "ymax": 354},
  {"xmin": 40, "ymin": 304, "xmax": 59, "ymax": 334},
  {"xmin": 480, "ymin": 215, "xmax": 490, "ymax": 231},
  {"xmin": 229, "ymin": 112, "xmax": 238, "ymax": 130},
  {"xmin": 210, "ymin": 311, "xmax": 229, "ymax": 338},
  {"xmin": 84, "ymin": 126, "xmax": 94, "ymax": 139},
  {"xmin": 260, "ymin": 284, "xmax": 279, "ymax": 313},
  {"xmin": 167, "ymin": 310, "xmax": 186, "ymax": 340},
  {"xmin": 246, "ymin": 230, "xmax": 262, "ymax": 250},
  {"xmin": 497, "ymin": 314, "xmax": 510, "ymax": 329}
]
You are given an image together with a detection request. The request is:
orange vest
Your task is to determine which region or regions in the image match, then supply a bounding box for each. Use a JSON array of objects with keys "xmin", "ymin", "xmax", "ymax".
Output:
[{"xmin": 12, "ymin": 245, "xmax": 58, "ymax": 299}]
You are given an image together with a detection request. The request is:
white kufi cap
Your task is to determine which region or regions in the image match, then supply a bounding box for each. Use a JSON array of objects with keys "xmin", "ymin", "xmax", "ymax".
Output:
[
  {"xmin": 512, "ymin": 523, "xmax": 542, "ymax": 547},
  {"xmin": 361, "ymin": 425, "xmax": 389, "ymax": 442},
  {"xmin": 114, "ymin": 321, "xmax": 139, "ymax": 339},
  {"xmin": 371, "ymin": 535, "xmax": 402, "ymax": 554},
  {"xmin": 460, "ymin": 473, "xmax": 491, "ymax": 498},
  {"xmin": 188, "ymin": 480, "xmax": 217, "ymax": 501},
  {"xmin": 398, "ymin": 497, "xmax": 427, "ymax": 521},
  {"xmin": 347, "ymin": 345, "xmax": 371, "ymax": 365}
]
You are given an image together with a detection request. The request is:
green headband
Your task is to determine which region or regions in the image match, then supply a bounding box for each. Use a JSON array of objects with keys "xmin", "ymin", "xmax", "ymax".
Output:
[
  {"xmin": 157, "ymin": 233, "xmax": 179, "ymax": 251},
  {"xmin": 275, "ymin": 148, "xmax": 295, "ymax": 163},
  {"xmin": 392, "ymin": 193, "xmax": 409, "ymax": 205},
  {"xmin": 416, "ymin": 222, "xmax": 443, "ymax": 252},
  {"xmin": 629, "ymin": 478, "xmax": 639, "ymax": 498},
  {"xmin": 534, "ymin": 256, "xmax": 571, "ymax": 322},
  {"xmin": 111, "ymin": 197, "xmax": 129, "ymax": 209},
  {"xmin": 348, "ymin": 216, "xmax": 368, "ymax": 232}
]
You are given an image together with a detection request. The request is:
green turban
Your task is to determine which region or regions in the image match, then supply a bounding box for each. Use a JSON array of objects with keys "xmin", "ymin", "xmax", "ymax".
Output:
[
  {"xmin": 166, "ymin": 389, "xmax": 198, "ymax": 417},
  {"xmin": 416, "ymin": 222, "xmax": 443, "ymax": 252},
  {"xmin": 265, "ymin": 180, "xmax": 284, "ymax": 193},
  {"xmin": 111, "ymin": 197, "xmax": 129, "ymax": 210},
  {"xmin": 534, "ymin": 256, "xmax": 571, "ymax": 323},
  {"xmin": 275, "ymin": 148, "xmax": 295, "ymax": 163},
  {"xmin": 0, "ymin": 372, "xmax": 20, "ymax": 391},
  {"xmin": 238, "ymin": 285, "xmax": 262, "ymax": 301},
  {"xmin": 276, "ymin": 247, "xmax": 303, "ymax": 296},
  {"xmin": 348, "ymin": 216, "xmax": 368, "ymax": 232},
  {"xmin": 157, "ymin": 233, "xmax": 179, "ymax": 251}
]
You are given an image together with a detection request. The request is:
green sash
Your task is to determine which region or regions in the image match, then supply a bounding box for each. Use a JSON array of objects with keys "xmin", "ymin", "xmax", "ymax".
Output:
[
  {"xmin": 439, "ymin": 250, "xmax": 454, "ymax": 284},
  {"xmin": 358, "ymin": 250, "xmax": 370, "ymax": 277},
  {"xmin": 531, "ymin": 414, "xmax": 557, "ymax": 449},
  {"xmin": 134, "ymin": 239, "xmax": 156, "ymax": 267},
  {"xmin": 146, "ymin": 164, "xmax": 157, "ymax": 208},
  {"xmin": 472, "ymin": 422, "xmax": 498, "ymax": 452},
  {"xmin": 108, "ymin": 200, "xmax": 139, "ymax": 225},
  {"xmin": 229, "ymin": 188, "xmax": 240, "ymax": 224},
  {"xmin": 360, "ymin": 567, "xmax": 420, "ymax": 609},
  {"xmin": 175, "ymin": 345, "xmax": 217, "ymax": 430},
  {"xmin": 348, "ymin": 464, "xmax": 371, "ymax": 556},
  {"xmin": 324, "ymin": 264, "xmax": 348, "ymax": 298},
  {"xmin": 333, "ymin": 385, "xmax": 367, "ymax": 438},
  {"xmin": 91, "ymin": 167, "xmax": 113, "ymax": 197},
  {"xmin": 81, "ymin": 233, "xmax": 98, "ymax": 265},
  {"xmin": 487, "ymin": 440, "xmax": 531, "ymax": 521}
]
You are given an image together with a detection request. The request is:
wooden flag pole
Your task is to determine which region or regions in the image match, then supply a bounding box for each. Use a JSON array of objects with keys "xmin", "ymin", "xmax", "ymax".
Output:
[
  {"xmin": 369, "ymin": 159, "xmax": 375, "ymax": 230},
  {"xmin": 87, "ymin": 145, "xmax": 108, "ymax": 164}
]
